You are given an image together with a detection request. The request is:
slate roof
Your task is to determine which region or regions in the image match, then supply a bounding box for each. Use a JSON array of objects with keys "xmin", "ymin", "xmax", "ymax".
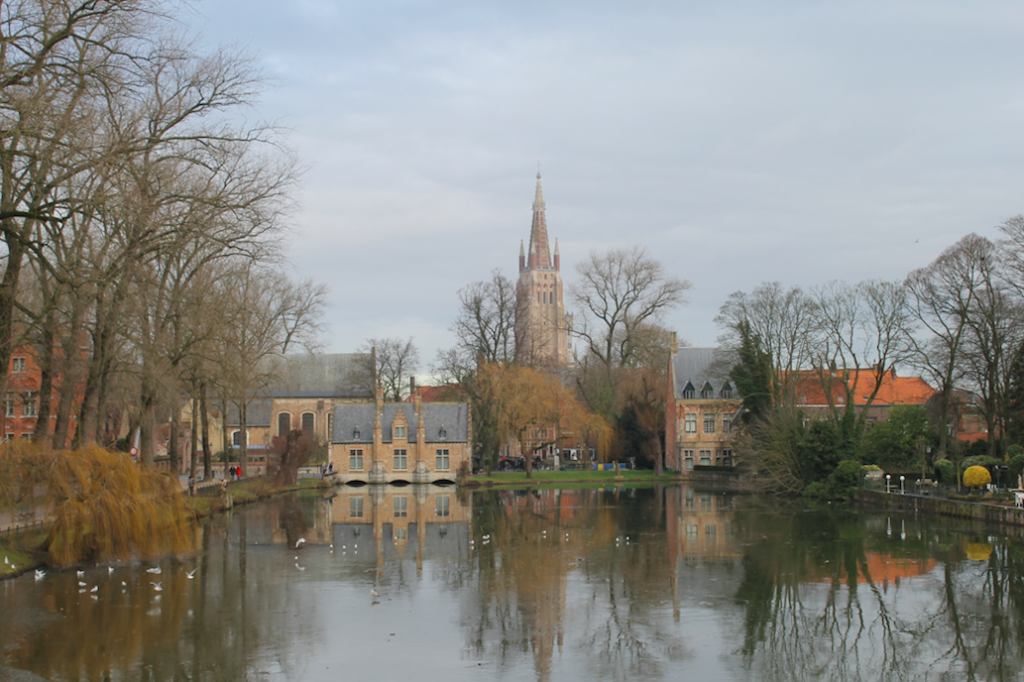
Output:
[
  {"xmin": 266, "ymin": 353, "xmax": 372, "ymax": 399},
  {"xmin": 671, "ymin": 347, "xmax": 738, "ymax": 400},
  {"xmin": 332, "ymin": 403, "xmax": 470, "ymax": 444},
  {"xmin": 224, "ymin": 399, "xmax": 272, "ymax": 428}
]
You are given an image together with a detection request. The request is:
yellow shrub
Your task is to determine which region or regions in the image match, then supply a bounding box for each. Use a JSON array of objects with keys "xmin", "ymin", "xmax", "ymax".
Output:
[
  {"xmin": 963, "ymin": 465, "xmax": 992, "ymax": 489},
  {"xmin": 964, "ymin": 542, "xmax": 993, "ymax": 561}
]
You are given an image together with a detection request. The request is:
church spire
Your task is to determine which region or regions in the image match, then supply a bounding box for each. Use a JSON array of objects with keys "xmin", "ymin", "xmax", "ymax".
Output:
[{"xmin": 527, "ymin": 172, "xmax": 551, "ymax": 269}]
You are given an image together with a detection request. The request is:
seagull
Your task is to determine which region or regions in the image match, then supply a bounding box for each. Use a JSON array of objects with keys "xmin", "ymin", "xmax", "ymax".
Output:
[
  {"xmin": 108, "ymin": 566, "xmax": 114, "ymax": 574},
  {"xmin": 295, "ymin": 563, "xmax": 305, "ymax": 572},
  {"xmin": 370, "ymin": 589, "xmax": 380, "ymax": 598},
  {"xmin": 186, "ymin": 569, "xmax": 198, "ymax": 579},
  {"xmin": 90, "ymin": 586, "xmax": 98, "ymax": 593},
  {"xmin": 295, "ymin": 538, "xmax": 306, "ymax": 548},
  {"xmin": 34, "ymin": 569, "xmax": 45, "ymax": 581},
  {"xmin": 146, "ymin": 567, "xmax": 161, "ymax": 575},
  {"xmin": 152, "ymin": 582, "xmax": 163, "ymax": 592},
  {"xmin": 76, "ymin": 570, "xmax": 84, "ymax": 578},
  {"xmin": 121, "ymin": 581, "xmax": 127, "ymax": 587},
  {"xmin": 78, "ymin": 581, "xmax": 87, "ymax": 587}
]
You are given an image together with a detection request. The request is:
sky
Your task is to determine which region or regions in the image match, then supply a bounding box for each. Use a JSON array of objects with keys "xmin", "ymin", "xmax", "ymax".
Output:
[{"xmin": 189, "ymin": 0, "xmax": 1024, "ymax": 370}]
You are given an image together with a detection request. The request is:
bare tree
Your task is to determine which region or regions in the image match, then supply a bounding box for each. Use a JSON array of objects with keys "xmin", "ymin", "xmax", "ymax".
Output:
[
  {"xmin": 571, "ymin": 247, "xmax": 690, "ymax": 372},
  {"xmin": 355, "ymin": 338, "xmax": 419, "ymax": 402},
  {"xmin": 452, "ymin": 270, "xmax": 519, "ymax": 365},
  {"xmin": 715, "ymin": 282, "xmax": 816, "ymax": 406},
  {"xmin": 905, "ymin": 234, "xmax": 990, "ymax": 457}
]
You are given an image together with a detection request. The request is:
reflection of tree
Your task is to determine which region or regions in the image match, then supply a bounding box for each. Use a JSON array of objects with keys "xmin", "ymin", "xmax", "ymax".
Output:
[
  {"xmin": 1, "ymin": 494, "xmax": 325, "ymax": 680},
  {"xmin": 733, "ymin": 504, "xmax": 1024, "ymax": 682},
  {"xmin": 464, "ymin": 487, "xmax": 684, "ymax": 682}
]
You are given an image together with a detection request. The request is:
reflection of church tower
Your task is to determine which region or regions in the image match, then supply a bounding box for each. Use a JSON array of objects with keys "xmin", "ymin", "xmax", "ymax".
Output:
[{"xmin": 516, "ymin": 173, "xmax": 570, "ymax": 367}]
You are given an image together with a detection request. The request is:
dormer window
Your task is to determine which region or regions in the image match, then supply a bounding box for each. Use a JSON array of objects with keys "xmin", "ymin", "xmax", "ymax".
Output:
[
  {"xmin": 438, "ymin": 426, "xmax": 447, "ymax": 440},
  {"xmin": 682, "ymin": 382, "xmax": 695, "ymax": 400},
  {"xmin": 721, "ymin": 383, "xmax": 732, "ymax": 399},
  {"xmin": 700, "ymin": 383, "xmax": 713, "ymax": 399},
  {"xmin": 353, "ymin": 426, "xmax": 361, "ymax": 440},
  {"xmin": 394, "ymin": 425, "xmax": 406, "ymax": 439}
]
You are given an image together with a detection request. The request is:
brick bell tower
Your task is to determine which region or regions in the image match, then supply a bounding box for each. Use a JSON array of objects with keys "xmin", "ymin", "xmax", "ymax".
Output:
[{"xmin": 515, "ymin": 172, "xmax": 570, "ymax": 367}]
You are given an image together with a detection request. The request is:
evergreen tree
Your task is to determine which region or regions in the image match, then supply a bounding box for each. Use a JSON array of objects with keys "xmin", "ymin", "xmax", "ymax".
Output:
[{"xmin": 730, "ymin": 320, "xmax": 774, "ymax": 423}]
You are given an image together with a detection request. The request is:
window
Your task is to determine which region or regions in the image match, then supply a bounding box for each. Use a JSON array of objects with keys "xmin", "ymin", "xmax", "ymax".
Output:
[
  {"xmin": 684, "ymin": 449, "xmax": 694, "ymax": 470},
  {"xmin": 232, "ymin": 430, "xmax": 242, "ymax": 447},
  {"xmin": 701, "ymin": 383, "xmax": 713, "ymax": 399},
  {"xmin": 721, "ymin": 384, "xmax": 732, "ymax": 399},
  {"xmin": 682, "ymin": 382, "xmax": 695, "ymax": 400},
  {"xmin": 4, "ymin": 393, "xmax": 14, "ymax": 417},
  {"xmin": 703, "ymin": 413, "xmax": 715, "ymax": 434},
  {"xmin": 393, "ymin": 448, "xmax": 407, "ymax": 470},
  {"xmin": 722, "ymin": 449, "xmax": 733, "ymax": 466},
  {"xmin": 836, "ymin": 395, "xmax": 845, "ymax": 404},
  {"xmin": 394, "ymin": 527, "xmax": 407, "ymax": 541},
  {"xmin": 722, "ymin": 413, "xmax": 733, "ymax": 434},
  {"xmin": 436, "ymin": 449, "xmax": 450, "ymax": 471},
  {"xmin": 278, "ymin": 413, "xmax": 291, "ymax": 437},
  {"xmin": 436, "ymin": 496, "xmax": 450, "ymax": 517},
  {"xmin": 684, "ymin": 414, "xmax": 697, "ymax": 434},
  {"xmin": 302, "ymin": 413, "xmax": 314, "ymax": 434},
  {"xmin": 699, "ymin": 450, "xmax": 712, "ymax": 466},
  {"xmin": 22, "ymin": 392, "xmax": 37, "ymax": 418},
  {"xmin": 685, "ymin": 488, "xmax": 695, "ymax": 508},
  {"xmin": 394, "ymin": 496, "xmax": 407, "ymax": 518},
  {"xmin": 394, "ymin": 425, "xmax": 406, "ymax": 439},
  {"xmin": 438, "ymin": 426, "xmax": 447, "ymax": 440},
  {"xmin": 350, "ymin": 449, "xmax": 364, "ymax": 471},
  {"xmin": 11, "ymin": 357, "xmax": 24, "ymax": 373},
  {"xmin": 350, "ymin": 496, "xmax": 363, "ymax": 518}
]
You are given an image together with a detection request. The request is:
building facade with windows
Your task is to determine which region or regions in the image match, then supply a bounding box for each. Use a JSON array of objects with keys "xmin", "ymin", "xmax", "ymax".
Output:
[
  {"xmin": 665, "ymin": 340, "xmax": 742, "ymax": 472},
  {"xmin": 329, "ymin": 388, "xmax": 471, "ymax": 484},
  {"xmin": 4, "ymin": 346, "xmax": 82, "ymax": 444}
]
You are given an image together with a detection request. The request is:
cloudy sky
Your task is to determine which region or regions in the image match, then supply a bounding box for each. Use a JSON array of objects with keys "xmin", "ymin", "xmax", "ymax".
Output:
[{"xmin": 192, "ymin": 0, "xmax": 1024, "ymax": 366}]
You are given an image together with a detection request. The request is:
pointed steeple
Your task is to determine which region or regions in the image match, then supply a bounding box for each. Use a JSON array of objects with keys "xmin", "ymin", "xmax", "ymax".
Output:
[
  {"xmin": 527, "ymin": 172, "xmax": 552, "ymax": 269},
  {"xmin": 519, "ymin": 239, "xmax": 526, "ymax": 272},
  {"xmin": 554, "ymin": 238, "xmax": 560, "ymax": 271}
]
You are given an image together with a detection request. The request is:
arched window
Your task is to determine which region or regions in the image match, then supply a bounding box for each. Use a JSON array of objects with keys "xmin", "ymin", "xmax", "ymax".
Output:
[
  {"xmin": 278, "ymin": 412, "xmax": 291, "ymax": 437},
  {"xmin": 232, "ymin": 430, "xmax": 242, "ymax": 447},
  {"xmin": 301, "ymin": 412, "xmax": 315, "ymax": 434}
]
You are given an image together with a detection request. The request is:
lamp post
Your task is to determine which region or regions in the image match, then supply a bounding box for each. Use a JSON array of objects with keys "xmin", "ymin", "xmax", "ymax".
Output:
[
  {"xmin": 885, "ymin": 474, "xmax": 891, "ymax": 493},
  {"xmin": 900, "ymin": 475, "xmax": 906, "ymax": 495}
]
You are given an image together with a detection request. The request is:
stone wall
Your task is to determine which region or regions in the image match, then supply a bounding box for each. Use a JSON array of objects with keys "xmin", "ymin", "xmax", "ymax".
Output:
[{"xmin": 857, "ymin": 488, "xmax": 1024, "ymax": 530}]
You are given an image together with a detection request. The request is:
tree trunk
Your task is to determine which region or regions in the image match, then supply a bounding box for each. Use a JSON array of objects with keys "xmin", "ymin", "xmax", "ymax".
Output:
[
  {"xmin": 220, "ymin": 395, "xmax": 229, "ymax": 477},
  {"xmin": 31, "ymin": 327, "xmax": 55, "ymax": 444},
  {"xmin": 190, "ymin": 381, "xmax": 199, "ymax": 480},
  {"xmin": 169, "ymin": 409, "xmax": 180, "ymax": 475},
  {"xmin": 200, "ymin": 381, "xmax": 212, "ymax": 479},
  {"xmin": 139, "ymin": 376, "xmax": 156, "ymax": 467},
  {"xmin": 0, "ymin": 234, "xmax": 25, "ymax": 386},
  {"xmin": 239, "ymin": 399, "xmax": 248, "ymax": 477}
]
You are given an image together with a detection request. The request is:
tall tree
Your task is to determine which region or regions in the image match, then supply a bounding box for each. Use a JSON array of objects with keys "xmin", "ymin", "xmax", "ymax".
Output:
[{"xmin": 355, "ymin": 338, "xmax": 420, "ymax": 402}]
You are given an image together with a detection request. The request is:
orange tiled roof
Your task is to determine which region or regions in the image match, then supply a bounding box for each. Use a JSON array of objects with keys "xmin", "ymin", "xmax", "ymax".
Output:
[{"xmin": 791, "ymin": 369, "xmax": 935, "ymax": 407}]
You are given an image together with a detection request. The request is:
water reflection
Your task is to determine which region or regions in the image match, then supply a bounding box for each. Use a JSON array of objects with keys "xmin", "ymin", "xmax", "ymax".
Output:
[{"xmin": 3, "ymin": 486, "xmax": 1024, "ymax": 681}]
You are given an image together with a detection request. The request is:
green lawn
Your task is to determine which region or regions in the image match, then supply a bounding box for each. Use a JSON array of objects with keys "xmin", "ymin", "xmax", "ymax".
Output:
[{"xmin": 464, "ymin": 469, "xmax": 680, "ymax": 487}]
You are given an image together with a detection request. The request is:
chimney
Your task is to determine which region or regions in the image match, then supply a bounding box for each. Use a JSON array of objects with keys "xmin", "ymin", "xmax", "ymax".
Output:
[
  {"xmin": 410, "ymin": 375, "xmax": 416, "ymax": 398},
  {"xmin": 890, "ymin": 366, "xmax": 897, "ymax": 380},
  {"xmin": 669, "ymin": 331, "xmax": 678, "ymax": 355}
]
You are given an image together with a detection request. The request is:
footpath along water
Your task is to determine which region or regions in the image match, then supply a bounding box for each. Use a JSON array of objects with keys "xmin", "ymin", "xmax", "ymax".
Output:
[{"xmin": 1, "ymin": 486, "xmax": 1023, "ymax": 681}]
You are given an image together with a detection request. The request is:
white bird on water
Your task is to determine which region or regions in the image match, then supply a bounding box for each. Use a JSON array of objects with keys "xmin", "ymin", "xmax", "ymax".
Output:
[
  {"xmin": 90, "ymin": 586, "xmax": 98, "ymax": 593},
  {"xmin": 370, "ymin": 589, "xmax": 380, "ymax": 599},
  {"xmin": 295, "ymin": 538, "xmax": 306, "ymax": 548},
  {"xmin": 3, "ymin": 557, "xmax": 7, "ymax": 565},
  {"xmin": 295, "ymin": 563, "xmax": 305, "ymax": 572},
  {"xmin": 146, "ymin": 567, "xmax": 161, "ymax": 575},
  {"xmin": 186, "ymin": 568, "xmax": 198, "ymax": 579},
  {"xmin": 76, "ymin": 570, "xmax": 84, "ymax": 578},
  {"xmin": 34, "ymin": 569, "xmax": 45, "ymax": 581},
  {"xmin": 108, "ymin": 566, "xmax": 114, "ymax": 574},
  {"xmin": 152, "ymin": 582, "xmax": 163, "ymax": 592}
]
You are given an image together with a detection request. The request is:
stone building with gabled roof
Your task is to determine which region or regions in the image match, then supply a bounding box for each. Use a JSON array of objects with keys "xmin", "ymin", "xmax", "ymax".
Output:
[
  {"xmin": 665, "ymin": 337, "xmax": 742, "ymax": 472},
  {"xmin": 329, "ymin": 387, "xmax": 471, "ymax": 484}
]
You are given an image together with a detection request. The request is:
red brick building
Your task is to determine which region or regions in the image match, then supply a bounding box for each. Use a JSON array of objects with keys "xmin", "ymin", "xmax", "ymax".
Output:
[{"xmin": 3, "ymin": 347, "xmax": 81, "ymax": 444}]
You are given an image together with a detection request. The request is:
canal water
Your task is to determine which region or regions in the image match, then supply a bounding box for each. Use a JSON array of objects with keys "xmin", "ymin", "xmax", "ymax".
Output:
[{"xmin": 1, "ymin": 485, "xmax": 1022, "ymax": 682}]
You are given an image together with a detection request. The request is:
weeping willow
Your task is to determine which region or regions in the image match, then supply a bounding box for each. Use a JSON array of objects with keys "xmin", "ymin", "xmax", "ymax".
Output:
[{"xmin": 0, "ymin": 441, "xmax": 197, "ymax": 566}]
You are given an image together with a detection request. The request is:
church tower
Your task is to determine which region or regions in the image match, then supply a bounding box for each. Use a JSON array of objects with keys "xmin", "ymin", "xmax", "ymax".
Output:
[{"xmin": 516, "ymin": 173, "xmax": 570, "ymax": 367}]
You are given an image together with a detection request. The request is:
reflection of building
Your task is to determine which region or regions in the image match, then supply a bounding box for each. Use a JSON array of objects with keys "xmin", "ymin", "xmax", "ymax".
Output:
[
  {"xmin": 331, "ymin": 485, "xmax": 471, "ymax": 566},
  {"xmin": 515, "ymin": 173, "xmax": 570, "ymax": 369},
  {"xmin": 667, "ymin": 487, "xmax": 742, "ymax": 565},
  {"xmin": 666, "ymin": 340, "xmax": 742, "ymax": 472},
  {"xmin": 329, "ymin": 388, "xmax": 471, "ymax": 483}
]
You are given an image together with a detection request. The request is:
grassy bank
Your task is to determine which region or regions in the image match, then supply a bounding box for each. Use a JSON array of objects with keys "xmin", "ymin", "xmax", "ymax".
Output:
[
  {"xmin": 185, "ymin": 477, "xmax": 324, "ymax": 518},
  {"xmin": 463, "ymin": 469, "xmax": 681, "ymax": 489}
]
